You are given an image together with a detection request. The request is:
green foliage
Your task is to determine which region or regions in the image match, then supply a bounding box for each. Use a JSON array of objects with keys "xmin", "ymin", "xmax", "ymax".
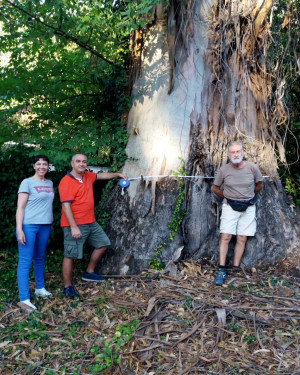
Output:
[
  {"xmin": 149, "ymin": 160, "xmax": 187, "ymax": 270},
  {"xmin": 227, "ymin": 364, "xmax": 241, "ymax": 374},
  {"xmin": 0, "ymin": 251, "xmax": 18, "ymax": 302},
  {"xmin": 283, "ymin": 176, "xmax": 299, "ymax": 198},
  {"xmin": 168, "ymin": 164, "xmax": 187, "ymax": 241},
  {"xmin": 0, "ymin": 144, "xmax": 35, "ymax": 251},
  {"xmin": 149, "ymin": 242, "xmax": 166, "ymax": 270},
  {"xmin": 121, "ymin": 0, "xmax": 164, "ymax": 29},
  {"xmin": 95, "ymin": 180, "xmax": 115, "ymax": 228},
  {"xmin": 5, "ymin": 314, "xmax": 48, "ymax": 343},
  {"xmin": 0, "ymin": 0, "xmax": 160, "ymax": 167},
  {"xmin": 184, "ymin": 296, "xmax": 193, "ymax": 309},
  {"xmin": 227, "ymin": 322, "xmax": 243, "ymax": 334},
  {"xmin": 88, "ymin": 318, "xmax": 140, "ymax": 373},
  {"xmin": 270, "ymin": 1, "xmax": 300, "ymax": 204},
  {"xmin": 242, "ymin": 333, "xmax": 257, "ymax": 344}
]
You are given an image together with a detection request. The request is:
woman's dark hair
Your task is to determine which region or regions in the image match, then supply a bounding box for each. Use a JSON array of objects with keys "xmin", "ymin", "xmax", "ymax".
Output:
[{"xmin": 32, "ymin": 155, "xmax": 49, "ymax": 164}]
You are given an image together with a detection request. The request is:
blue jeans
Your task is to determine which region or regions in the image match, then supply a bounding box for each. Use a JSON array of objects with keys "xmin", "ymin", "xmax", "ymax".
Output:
[{"xmin": 17, "ymin": 224, "xmax": 51, "ymax": 301}]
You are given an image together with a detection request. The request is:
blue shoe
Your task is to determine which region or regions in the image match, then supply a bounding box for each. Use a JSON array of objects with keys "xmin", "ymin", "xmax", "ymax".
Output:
[
  {"xmin": 63, "ymin": 285, "xmax": 79, "ymax": 298},
  {"xmin": 82, "ymin": 271, "xmax": 105, "ymax": 282},
  {"xmin": 214, "ymin": 269, "xmax": 226, "ymax": 285}
]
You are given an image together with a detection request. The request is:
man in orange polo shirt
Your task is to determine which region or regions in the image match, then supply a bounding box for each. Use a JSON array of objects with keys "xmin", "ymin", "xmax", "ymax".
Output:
[{"xmin": 58, "ymin": 153, "xmax": 126, "ymax": 298}]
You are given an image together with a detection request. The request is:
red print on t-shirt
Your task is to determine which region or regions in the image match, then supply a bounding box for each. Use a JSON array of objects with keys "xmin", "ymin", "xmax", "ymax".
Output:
[{"xmin": 34, "ymin": 186, "xmax": 54, "ymax": 193}]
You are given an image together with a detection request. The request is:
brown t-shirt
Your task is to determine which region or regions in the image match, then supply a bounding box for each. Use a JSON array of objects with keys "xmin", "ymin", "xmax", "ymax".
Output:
[{"xmin": 214, "ymin": 162, "xmax": 263, "ymax": 201}]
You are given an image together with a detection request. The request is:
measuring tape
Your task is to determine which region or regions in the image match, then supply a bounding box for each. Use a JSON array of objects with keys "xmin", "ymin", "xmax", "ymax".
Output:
[{"xmin": 119, "ymin": 174, "xmax": 272, "ymax": 195}]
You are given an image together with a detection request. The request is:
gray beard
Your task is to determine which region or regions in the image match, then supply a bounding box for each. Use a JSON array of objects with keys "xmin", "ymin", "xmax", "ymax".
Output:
[{"xmin": 230, "ymin": 156, "xmax": 243, "ymax": 164}]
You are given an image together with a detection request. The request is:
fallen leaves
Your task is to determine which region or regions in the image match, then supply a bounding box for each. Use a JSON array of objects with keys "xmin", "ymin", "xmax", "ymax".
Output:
[{"xmin": 0, "ymin": 259, "xmax": 299, "ymax": 374}]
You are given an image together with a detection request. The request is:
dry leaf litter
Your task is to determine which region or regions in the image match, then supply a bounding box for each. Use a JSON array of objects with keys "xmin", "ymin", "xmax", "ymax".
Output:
[{"xmin": 0, "ymin": 257, "xmax": 299, "ymax": 375}]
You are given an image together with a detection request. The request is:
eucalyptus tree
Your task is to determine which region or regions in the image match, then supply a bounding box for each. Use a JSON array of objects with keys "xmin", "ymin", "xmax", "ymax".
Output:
[
  {"xmin": 0, "ymin": 1, "xmax": 298, "ymax": 272},
  {"xmin": 101, "ymin": 0, "xmax": 299, "ymax": 274}
]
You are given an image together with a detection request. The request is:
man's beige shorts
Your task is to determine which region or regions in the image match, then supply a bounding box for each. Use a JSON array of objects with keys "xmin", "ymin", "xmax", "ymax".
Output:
[{"xmin": 220, "ymin": 204, "xmax": 256, "ymax": 236}]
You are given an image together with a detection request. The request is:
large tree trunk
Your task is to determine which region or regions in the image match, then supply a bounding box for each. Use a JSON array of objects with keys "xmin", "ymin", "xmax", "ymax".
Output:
[{"xmin": 99, "ymin": 0, "xmax": 299, "ymax": 275}]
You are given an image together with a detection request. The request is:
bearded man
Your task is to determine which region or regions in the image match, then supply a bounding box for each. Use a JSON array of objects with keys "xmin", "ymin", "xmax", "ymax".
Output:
[{"xmin": 212, "ymin": 141, "xmax": 264, "ymax": 285}]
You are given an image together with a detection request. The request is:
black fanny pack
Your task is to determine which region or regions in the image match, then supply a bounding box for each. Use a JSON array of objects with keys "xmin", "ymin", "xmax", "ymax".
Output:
[{"xmin": 226, "ymin": 195, "xmax": 257, "ymax": 212}]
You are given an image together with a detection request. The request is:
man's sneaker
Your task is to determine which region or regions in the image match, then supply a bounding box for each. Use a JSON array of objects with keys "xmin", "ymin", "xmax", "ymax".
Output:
[
  {"xmin": 82, "ymin": 271, "xmax": 105, "ymax": 282},
  {"xmin": 35, "ymin": 288, "xmax": 52, "ymax": 297},
  {"xmin": 63, "ymin": 285, "xmax": 79, "ymax": 298},
  {"xmin": 214, "ymin": 269, "xmax": 227, "ymax": 285}
]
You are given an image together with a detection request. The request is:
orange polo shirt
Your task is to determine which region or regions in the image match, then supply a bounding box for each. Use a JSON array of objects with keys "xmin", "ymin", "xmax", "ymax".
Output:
[{"xmin": 58, "ymin": 171, "xmax": 97, "ymax": 227}]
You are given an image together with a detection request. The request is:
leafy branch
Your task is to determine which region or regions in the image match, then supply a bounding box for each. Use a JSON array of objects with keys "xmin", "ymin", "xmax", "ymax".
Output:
[{"xmin": 3, "ymin": 0, "xmax": 114, "ymax": 65}]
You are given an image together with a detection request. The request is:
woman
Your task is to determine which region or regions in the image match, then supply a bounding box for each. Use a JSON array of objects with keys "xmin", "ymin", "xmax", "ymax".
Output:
[{"xmin": 16, "ymin": 155, "xmax": 54, "ymax": 310}]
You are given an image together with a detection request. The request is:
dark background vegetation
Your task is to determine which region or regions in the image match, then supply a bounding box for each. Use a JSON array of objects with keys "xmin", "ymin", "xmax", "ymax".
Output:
[
  {"xmin": 0, "ymin": 2, "xmax": 299, "ymax": 374},
  {"xmin": 0, "ymin": 0, "xmax": 299, "ymax": 300}
]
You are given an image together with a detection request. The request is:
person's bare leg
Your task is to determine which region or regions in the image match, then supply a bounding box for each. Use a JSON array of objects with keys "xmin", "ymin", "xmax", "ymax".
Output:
[
  {"xmin": 233, "ymin": 235, "xmax": 247, "ymax": 266},
  {"xmin": 86, "ymin": 246, "xmax": 107, "ymax": 273},
  {"xmin": 219, "ymin": 233, "xmax": 232, "ymax": 266},
  {"xmin": 62, "ymin": 257, "xmax": 74, "ymax": 287}
]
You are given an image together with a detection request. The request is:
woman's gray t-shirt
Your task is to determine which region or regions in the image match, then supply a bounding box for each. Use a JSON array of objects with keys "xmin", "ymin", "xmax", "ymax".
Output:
[{"xmin": 18, "ymin": 178, "xmax": 54, "ymax": 224}]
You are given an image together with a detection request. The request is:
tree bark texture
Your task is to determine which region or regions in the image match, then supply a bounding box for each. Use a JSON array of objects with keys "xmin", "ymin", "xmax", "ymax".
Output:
[{"xmin": 99, "ymin": 0, "xmax": 299, "ymax": 275}]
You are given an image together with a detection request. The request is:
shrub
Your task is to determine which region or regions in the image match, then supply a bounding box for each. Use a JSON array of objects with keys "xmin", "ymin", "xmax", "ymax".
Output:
[{"xmin": 0, "ymin": 144, "xmax": 34, "ymax": 251}]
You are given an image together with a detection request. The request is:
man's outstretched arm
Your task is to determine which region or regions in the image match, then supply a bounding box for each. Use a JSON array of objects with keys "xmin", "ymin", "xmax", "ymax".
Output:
[{"xmin": 96, "ymin": 172, "xmax": 127, "ymax": 180}]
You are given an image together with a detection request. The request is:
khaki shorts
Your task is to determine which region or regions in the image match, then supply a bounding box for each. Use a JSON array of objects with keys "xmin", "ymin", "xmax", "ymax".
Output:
[
  {"xmin": 220, "ymin": 204, "xmax": 256, "ymax": 236},
  {"xmin": 63, "ymin": 221, "xmax": 111, "ymax": 259}
]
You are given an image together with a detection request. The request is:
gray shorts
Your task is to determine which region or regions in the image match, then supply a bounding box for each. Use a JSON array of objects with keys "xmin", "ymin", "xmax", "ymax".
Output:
[{"xmin": 63, "ymin": 221, "xmax": 111, "ymax": 259}]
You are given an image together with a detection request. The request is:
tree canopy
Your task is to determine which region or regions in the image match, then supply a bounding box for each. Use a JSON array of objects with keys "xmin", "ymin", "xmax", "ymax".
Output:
[
  {"xmin": 0, "ymin": 0, "xmax": 161, "ymax": 168},
  {"xmin": 0, "ymin": 0, "xmax": 299, "ymax": 177}
]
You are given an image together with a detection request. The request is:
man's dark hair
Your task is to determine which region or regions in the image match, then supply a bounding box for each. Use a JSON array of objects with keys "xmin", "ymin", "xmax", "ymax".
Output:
[{"xmin": 32, "ymin": 154, "xmax": 49, "ymax": 164}]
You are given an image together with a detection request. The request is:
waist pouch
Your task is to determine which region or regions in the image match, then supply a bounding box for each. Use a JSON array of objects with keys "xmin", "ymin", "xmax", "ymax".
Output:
[{"xmin": 226, "ymin": 198, "xmax": 250, "ymax": 212}]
